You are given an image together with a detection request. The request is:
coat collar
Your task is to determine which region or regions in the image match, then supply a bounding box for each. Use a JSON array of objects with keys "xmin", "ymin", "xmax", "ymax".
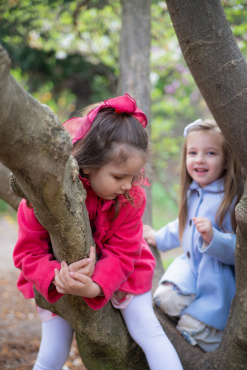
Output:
[{"xmin": 189, "ymin": 177, "xmax": 225, "ymax": 193}]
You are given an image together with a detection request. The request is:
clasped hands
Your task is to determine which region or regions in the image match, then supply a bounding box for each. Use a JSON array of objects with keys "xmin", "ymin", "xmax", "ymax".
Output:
[{"xmin": 53, "ymin": 246, "xmax": 103, "ymax": 298}]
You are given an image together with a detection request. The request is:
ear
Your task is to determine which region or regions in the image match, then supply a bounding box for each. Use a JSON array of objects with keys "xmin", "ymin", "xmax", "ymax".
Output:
[{"xmin": 82, "ymin": 168, "xmax": 90, "ymax": 174}]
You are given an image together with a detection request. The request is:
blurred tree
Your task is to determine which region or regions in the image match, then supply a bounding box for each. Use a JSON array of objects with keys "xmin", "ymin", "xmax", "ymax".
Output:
[{"xmin": 118, "ymin": 0, "xmax": 152, "ymax": 225}]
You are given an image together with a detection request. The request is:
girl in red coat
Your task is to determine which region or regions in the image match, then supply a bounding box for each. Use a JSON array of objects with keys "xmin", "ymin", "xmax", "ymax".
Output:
[{"xmin": 13, "ymin": 94, "xmax": 183, "ymax": 370}]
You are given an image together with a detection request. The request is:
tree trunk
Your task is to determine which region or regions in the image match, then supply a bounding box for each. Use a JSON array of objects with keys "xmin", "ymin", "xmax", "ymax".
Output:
[
  {"xmin": 0, "ymin": 44, "xmax": 150, "ymax": 369},
  {"xmin": 165, "ymin": 0, "xmax": 247, "ymax": 368}
]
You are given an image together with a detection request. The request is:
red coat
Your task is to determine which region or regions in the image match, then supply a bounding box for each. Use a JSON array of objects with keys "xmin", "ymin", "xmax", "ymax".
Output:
[{"xmin": 13, "ymin": 178, "xmax": 155, "ymax": 309}]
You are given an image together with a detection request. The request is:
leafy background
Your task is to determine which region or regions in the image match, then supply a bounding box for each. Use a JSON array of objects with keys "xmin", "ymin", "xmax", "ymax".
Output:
[{"xmin": 1, "ymin": 0, "xmax": 247, "ymax": 230}]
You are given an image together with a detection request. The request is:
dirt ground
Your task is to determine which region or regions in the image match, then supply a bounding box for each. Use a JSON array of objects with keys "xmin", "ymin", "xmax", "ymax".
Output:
[{"xmin": 0, "ymin": 214, "xmax": 86, "ymax": 370}]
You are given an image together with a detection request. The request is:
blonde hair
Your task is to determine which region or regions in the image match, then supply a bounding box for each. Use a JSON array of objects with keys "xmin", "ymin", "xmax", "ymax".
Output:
[{"xmin": 178, "ymin": 119, "xmax": 243, "ymax": 240}]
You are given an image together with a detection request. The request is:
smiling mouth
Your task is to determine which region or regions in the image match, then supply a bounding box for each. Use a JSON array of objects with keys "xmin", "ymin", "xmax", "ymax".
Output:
[{"xmin": 195, "ymin": 169, "xmax": 208, "ymax": 172}]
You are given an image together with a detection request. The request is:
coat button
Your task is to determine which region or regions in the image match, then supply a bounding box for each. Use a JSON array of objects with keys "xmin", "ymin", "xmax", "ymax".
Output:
[
  {"xmin": 189, "ymin": 219, "xmax": 192, "ymax": 226},
  {"xmin": 186, "ymin": 251, "xmax": 190, "ymax": 258}
]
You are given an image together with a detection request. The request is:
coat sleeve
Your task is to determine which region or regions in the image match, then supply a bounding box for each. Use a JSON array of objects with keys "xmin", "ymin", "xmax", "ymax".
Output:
[
  {"xmin": 198, "ymin": 227, "xmax": 236, "ymax": 265},
  {"xmin": 84, "ymin": 187, "xmax": 148, "ymax": 309},
  {"xmin": 13, "ymin": 200, "xmax": 62, "ymax": 302},
  {"xmin": 155, "ymin": 218, "xmax": 180, "ymax": 252}
]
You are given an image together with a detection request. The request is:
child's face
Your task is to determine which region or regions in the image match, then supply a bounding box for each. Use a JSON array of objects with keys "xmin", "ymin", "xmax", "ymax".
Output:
[
  {"xmin": 83, "ymin": 151, "xmax": 146, "ymax": 200},
  {"xmin": 186, "ymin": 130, "xmax": 225, "ymax": 187}
]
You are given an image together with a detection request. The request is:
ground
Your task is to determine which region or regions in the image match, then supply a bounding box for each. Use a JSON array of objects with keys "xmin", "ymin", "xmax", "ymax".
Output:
[{"xmin": 0, "ymin": 214, "xmax": 86, "ymax": 370}]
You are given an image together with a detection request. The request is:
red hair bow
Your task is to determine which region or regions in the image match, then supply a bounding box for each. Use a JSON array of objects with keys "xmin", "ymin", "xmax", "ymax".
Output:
[{"xmin": 63, "ymin": 93, "xmax": 148, "ymax": 144}]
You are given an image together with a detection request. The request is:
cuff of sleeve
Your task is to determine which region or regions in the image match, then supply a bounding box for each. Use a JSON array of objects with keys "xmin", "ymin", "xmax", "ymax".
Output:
[
  {"xmin": 198, "ymin": 234, "xmax": 210, "ymax": 253},
  {"xmin": 201, "ymin": 240, "xmax": 209, "ymax": 251},
  {"xmin": 198, "ymin": 228, "xmax": 217, "ymax": 254},
  {"xmin": 83, "ymin": 277, "xmax": 111, "ymax": 309},
  {"xmin": 47, "ymin": 288, "xmax": 63, "ymax": 303},
  {"xmin": 83, "ymin": 295, "xmax": 109, "ymax": 310},
  {"xmin": 155, "ymin": 233, "xmax": 163, "ymax": 251},
  {"xmin": 36, "ymin": 261, "xmax": 62, "ymax": 303}
]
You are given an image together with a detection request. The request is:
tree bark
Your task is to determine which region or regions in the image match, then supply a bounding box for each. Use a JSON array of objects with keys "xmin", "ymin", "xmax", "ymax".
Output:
[
  {"xmin": 0, "ymin": 163, "xmax": 21, "ymax": 211},
  {"xmin": 165, "ymin": 0, "xmax": 247, "ymax": 368}
]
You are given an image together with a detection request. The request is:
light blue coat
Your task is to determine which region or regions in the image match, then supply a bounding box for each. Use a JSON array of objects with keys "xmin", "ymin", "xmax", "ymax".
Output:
[{"xmin": 155, "ymin": 179, "xmax": 236, "ymax": 331}]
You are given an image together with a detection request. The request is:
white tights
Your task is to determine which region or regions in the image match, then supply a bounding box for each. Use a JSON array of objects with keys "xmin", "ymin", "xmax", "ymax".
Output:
[
  {"xmin": 121, "ymin": 291, "xmax": 183, "ymax": 370},
  {"xmin": 34, "ymin": 292, "xmax": 183, "ymax": 370},
  {"xmin": 33, "ymin": 316, "xmax": 74, "ymax": 370}
]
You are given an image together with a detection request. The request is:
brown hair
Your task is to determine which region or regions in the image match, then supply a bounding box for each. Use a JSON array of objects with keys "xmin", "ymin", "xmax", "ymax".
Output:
[
  {"xmin": 72, "ymin": 106, "xmax": 149, "ymax": 216},
  {"xmin": 178, "ymin": 119, "xmax": 243, "ymax": 240}
]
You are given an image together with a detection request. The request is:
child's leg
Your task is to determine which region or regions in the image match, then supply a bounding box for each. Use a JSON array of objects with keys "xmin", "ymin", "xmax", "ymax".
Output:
[
  {"xmin": 153, "ymin": 282, "xmax": 195, "ymax": 317},
  {"xmin": 176, "ymin": 314, "xmax": 223, "ymax": 352},
  {"xmin": 33, "ymin": 315, "xmax": 74, "ymax": 370},
  {"xmin": 121, "ymin": 291, "xmax": 183, "ymax": 370}
]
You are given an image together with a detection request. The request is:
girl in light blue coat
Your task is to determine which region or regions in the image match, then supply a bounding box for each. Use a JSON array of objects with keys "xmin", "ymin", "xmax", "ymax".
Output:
[{"xmin": 144, "ymin": 119, "xmax": 243, "ymax": 352}]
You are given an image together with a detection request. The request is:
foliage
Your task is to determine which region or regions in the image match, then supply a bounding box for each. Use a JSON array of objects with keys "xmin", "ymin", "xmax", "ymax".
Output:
[
  {"xmin": 0, "ymin": 199, "xmax": 17, "ymax": 219},
  {"xmin": 162, "ymin": 257, "xmax": 174, "ymax": 270},
  {"xmin": 0, "ymin": 199, "xmax": 9, "ymax": 213},
  {"xmin": 152, "ymin": 182, "xmax": 178, "ymax": 229},
  {"xmin": 1, "ymin": 0, "xmax": 247, "ymax": 225},
  {"xmin": 0, "ymin": 0, "xmax": 120, "ymax": 119}
]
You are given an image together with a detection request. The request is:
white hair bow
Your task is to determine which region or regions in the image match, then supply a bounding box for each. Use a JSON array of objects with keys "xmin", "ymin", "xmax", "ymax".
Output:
[{"xmin": 183, "ymin": 119, "xmax": 202, "ymax": 137}]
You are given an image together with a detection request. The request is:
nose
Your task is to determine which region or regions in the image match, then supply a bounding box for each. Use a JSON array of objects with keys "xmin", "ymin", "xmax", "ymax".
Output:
[
  {"xmin": 121, "ymin": 180, "xmax": 132, "ymax": 191},
  {"xmin": 195, "ymin": 153, "xmax": 205, "ymax": 163}
]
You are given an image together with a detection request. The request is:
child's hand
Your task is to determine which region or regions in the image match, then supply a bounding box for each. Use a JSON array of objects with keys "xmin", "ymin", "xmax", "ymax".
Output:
[
  {"xmin": 69, "ymin": 246, "xmax": 96, "ymax": 277},
  {"xmin": 193, "ymin": 217, "xmax": 213, "ymax": 244},
  {"xmin": 143, "ymin": 225, "xmax": 157, "ymax": 247},
  {"xmin": 54, "ymin": 261, "xmax": 102, "ymax": 298}
]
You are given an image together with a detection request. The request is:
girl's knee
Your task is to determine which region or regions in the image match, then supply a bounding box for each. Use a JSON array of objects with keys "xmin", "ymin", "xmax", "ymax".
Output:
[
  {"xmin": 153, "ymin": 282, "xmax": 174, "ymax": 301},
  {"xmin": 121, "ymin": 292, "xmax": 162, "ymax": 343},
  {"xmin": 153, "ymin": 282, "xmax": 192, "ymax": 317}
]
